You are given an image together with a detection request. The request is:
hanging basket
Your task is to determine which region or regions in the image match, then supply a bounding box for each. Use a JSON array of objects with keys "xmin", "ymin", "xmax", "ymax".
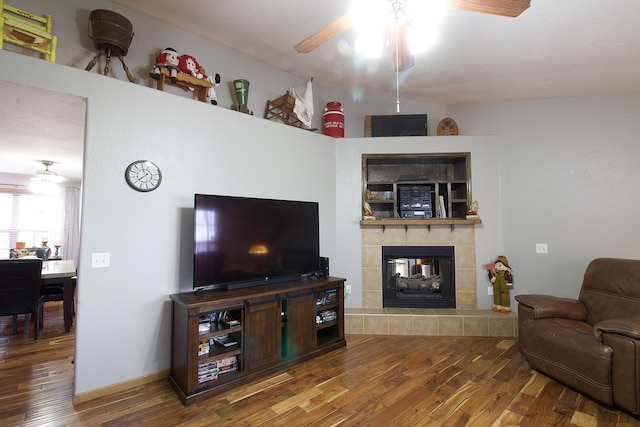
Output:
[{"xmin": 88, "ymin": 9, "xmax": 134, "ymax": 56}]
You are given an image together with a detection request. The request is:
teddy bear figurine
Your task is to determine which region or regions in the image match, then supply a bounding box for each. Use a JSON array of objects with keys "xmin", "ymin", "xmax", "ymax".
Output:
[
  {"xmin": 485, "ymin": 255, "xmax": 513, "ymax": 313},
  {"xmin": 149, "ymin": 47, "xmax": 181, "ymax": 83}
]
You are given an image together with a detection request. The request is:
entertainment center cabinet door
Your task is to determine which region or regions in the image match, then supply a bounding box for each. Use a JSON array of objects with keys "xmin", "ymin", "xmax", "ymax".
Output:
[
  {"xmin": 283, "ymin": 291, "xmax": 317, "ymax": 358},
  {"xmin": 243, "ymin": 299, "xmax": 282, "ymax": 371}
]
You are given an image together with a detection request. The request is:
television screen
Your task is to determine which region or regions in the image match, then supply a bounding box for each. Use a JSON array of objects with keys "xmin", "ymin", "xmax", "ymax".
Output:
[{"xmin": 194, "ymin": 194, "xmax": 320, "ymax": 290}]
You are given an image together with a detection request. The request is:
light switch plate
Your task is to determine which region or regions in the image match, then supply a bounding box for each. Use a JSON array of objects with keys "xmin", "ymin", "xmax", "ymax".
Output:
[
  {"xmin": 535, "ymin": 243, "xmax": 548, "ymax": 254},
  {"xmin": 92, "ymin": 252, "xmax": 110, "ymax": 268}
]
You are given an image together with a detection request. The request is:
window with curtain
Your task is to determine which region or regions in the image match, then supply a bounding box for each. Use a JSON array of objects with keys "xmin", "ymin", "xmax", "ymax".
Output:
[{"xmin": 0, "ymin": 188, "xmax": 65, "ymax": 259}]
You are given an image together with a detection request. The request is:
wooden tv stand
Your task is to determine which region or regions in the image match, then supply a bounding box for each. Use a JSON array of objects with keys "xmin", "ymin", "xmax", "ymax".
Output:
[{"xmin": 169, "ymin": 276, "xmax": 346, "ymax": 405}]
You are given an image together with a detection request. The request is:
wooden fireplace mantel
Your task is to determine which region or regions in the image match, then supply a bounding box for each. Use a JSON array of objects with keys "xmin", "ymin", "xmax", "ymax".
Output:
[
  {"xmin": 360, "ymin": 218, "xmax": 481, "ymax": 232},
  {"xmin": 360, "ymin": 218, "xmax": 481, "ymax": 226}
]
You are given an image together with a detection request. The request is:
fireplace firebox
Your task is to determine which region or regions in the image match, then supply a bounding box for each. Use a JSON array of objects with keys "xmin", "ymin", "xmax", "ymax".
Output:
[{"xmin": 382, "ymin": 246, "xmax": 455, "ymax": 309}]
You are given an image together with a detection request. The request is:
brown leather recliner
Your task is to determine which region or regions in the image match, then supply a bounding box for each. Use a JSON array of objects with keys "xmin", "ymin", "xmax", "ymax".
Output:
[{"xmin": 516, "ymin": 258, "xmax": 640, "ymax": 416}]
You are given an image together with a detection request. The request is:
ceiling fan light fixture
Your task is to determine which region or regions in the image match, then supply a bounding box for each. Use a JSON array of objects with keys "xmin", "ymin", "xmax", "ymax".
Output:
[
  {"xmin": 351, "ymin": 0, "xmax": 387, "ymax": 59},
  {"xmin": 29, "ymin": 180, "xmax": 61, "ymax": 196},
  {"xmin": 29, "ymin": 160, "xmax": 63, "ymax": 195},
  {"xmin": 350, "ymin": 0, "xmax": 387, "ymax": 25},
  {"xmin": 405, "ymin": 0, "xmax": 447, "ymax": 54},
  {"xmin": 354, "ymin": 37, "xmax": 383, "ymax": 59},
  {"xmin": 406, "ymin": 0, "xmax": 448, "ymax": 25},
  {"xmin": 389, "ymin": 0, "xmax": 407, "ymax": 26}
]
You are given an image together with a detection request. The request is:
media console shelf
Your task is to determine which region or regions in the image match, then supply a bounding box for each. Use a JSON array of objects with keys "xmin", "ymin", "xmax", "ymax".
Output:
[{"xmin": 169, "ymin": 276, "xmax": 346, "ymax": 406}]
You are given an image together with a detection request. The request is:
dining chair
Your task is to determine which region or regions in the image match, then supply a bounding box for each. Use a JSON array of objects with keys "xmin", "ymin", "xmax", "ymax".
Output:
[
  {"xmin": 38, "ymin": 275, "xmax": 76, "ymax": 331},
  {"xmin": 0, "ymin": 258, "xmax": 43, "ymax": 340}
]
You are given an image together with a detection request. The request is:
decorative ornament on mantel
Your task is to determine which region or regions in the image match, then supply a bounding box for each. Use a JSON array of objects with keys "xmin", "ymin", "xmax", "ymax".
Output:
[
  {"xmin": 437, "ymin": 117, "xmax": 458, "ymax": 136},
  {"xmin": 363, "ymin": 190, "xmax": 376, "ymax": 220},
  {"xmin": 466, "ymin": 200, "xmax": 479, "ymax": 220}
]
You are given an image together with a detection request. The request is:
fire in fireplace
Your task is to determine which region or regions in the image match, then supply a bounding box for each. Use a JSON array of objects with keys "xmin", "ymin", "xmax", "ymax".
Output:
[{"xmin": 382, "ymin": 246, "xmax": 456, "ymax": 309}]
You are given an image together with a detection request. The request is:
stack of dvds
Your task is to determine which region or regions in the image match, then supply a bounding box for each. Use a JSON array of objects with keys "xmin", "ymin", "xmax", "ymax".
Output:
[
  {"xmin": 323, "ymin": 289, "xmax": 337, "ymax": 305},
  {"xmin": 217, "ymin": 355, "xmax": 238, "ymax": 375},
  {"xmin": 317, "ymin": 309, "xmax": 337, "ymax": 324},
  {"xmin": 198, "ymin": 339, "xmax": 210, "ymax": 356},
  {"xmin": 197, "ymin": 362, "xmax": 218, "ymax": 383},
  {"xmin": 197, "ymin": 355, "xmax": 238, "ymax": 384}
]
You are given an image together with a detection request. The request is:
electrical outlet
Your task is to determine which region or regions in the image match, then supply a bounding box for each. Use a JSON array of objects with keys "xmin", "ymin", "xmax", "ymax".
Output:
[
  {"xmin": 535, "ymin": 243, "xmax": 549, "ymax": 254},
  {"xmin": 92, "ymin": 252, "xmax": 110, "ymax": 268},
  {"xmin": 345, "ymin": 285, "xmax": 352, "ymax": 295}
]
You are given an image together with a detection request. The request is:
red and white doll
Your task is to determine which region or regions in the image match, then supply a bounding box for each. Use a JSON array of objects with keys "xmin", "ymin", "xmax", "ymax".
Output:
[
  {"xmin": 178, "ymin": 54, "xmax": 221, "ymax": 105},
  {"xmin": 149, "ymin": 47, "xmax": 181, "ymax": 83}
]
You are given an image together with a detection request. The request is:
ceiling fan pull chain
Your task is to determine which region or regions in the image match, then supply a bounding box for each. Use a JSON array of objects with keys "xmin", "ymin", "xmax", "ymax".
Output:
[{"xmin": 395, "ymin": 23, "xmax": 400, "ymax": 113}]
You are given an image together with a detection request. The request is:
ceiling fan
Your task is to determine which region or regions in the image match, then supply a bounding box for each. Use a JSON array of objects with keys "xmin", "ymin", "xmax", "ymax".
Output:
[{"xmin": 294, "ymin": 0, "xmax": 531, "ymax": 72}]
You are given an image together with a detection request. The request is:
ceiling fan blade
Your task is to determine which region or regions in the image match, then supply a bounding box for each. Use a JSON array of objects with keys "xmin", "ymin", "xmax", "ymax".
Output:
[
  {"xmin": 447, "ymin": 0, "xmax": 531, "ymax": 17},
  {"xmin": 389, "ymin": 22, "xmax": 415, "ymax": 72},
  {"xmin": 294, "ymin": 13, "xmax": 353, "ymax": 54}
]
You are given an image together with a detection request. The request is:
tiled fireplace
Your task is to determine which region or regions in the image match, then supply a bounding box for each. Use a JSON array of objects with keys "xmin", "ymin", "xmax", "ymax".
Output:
[{"xmin": 344, "ymin": 224, "xmax": 517, "ymax": 337}]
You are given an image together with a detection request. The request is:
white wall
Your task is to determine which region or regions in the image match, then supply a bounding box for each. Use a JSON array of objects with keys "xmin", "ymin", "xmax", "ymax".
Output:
[
  {"xmin": 0, "ymin": 51, "xmax": 338, "ymax": 394},
  {"xmin": 448, "ymin": 97, "xmax": 640, "ymax": 299}
]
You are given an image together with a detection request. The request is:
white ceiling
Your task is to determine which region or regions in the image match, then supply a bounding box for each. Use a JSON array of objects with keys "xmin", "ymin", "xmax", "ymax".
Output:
[
  {"xmin": 0, "ymin": 80, "xmax": 86, "ymax": 187},
  {"xmin": 116, "ymin": 0, "xmax": 640, "ymax": 104}
]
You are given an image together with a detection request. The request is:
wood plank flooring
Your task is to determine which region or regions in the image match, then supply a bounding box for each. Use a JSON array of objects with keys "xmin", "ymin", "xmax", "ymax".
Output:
[{"xmin": 1, "ymin": 303, "xmax": 639, "ymax": 426}]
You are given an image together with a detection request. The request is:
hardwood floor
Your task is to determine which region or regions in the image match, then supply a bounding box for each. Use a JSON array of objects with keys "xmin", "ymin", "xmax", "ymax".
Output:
[{"xmin": 1, "ymin": 303, "xmax": 638, "ymax": 426}]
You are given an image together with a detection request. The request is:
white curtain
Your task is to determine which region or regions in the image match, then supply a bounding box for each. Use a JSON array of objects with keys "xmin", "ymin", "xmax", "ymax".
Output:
[{"xmin": 63, "ymin": 187, "xmax": 81, "ymax": 264}]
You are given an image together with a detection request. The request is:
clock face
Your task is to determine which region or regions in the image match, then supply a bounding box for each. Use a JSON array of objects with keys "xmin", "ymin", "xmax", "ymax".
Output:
[{"xmin": 125, "ymin": 160, "xmax": 162, "ymax": 192}]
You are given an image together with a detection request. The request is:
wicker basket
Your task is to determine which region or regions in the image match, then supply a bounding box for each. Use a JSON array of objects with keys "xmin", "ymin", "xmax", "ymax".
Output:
[{"xmin": 88, "ymin": 9, "xmax": 133, "ymax": 56}]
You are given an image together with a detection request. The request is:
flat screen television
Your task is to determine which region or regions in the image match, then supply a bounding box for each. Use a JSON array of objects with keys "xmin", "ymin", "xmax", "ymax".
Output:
[{"xmin": 193, "ymin": 194, "xmax": 320, "ymax": 290}]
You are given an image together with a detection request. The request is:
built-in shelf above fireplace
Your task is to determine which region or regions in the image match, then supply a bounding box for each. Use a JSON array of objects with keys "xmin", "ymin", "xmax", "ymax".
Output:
[{"xmin": 362, "ymin": 153, "xmax": 473, "ymax": 221}]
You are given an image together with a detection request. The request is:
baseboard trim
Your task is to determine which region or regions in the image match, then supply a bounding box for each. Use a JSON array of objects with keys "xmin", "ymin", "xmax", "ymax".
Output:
[{"xmin": 72, "ymin": 369, "xmax": 169, "ymax": 405}]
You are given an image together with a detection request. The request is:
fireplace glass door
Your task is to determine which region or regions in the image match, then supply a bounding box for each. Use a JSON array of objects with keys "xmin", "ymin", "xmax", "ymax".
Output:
[{"xmin": 382, "ymin": 246, "xmax": 455, "ymax": 309}]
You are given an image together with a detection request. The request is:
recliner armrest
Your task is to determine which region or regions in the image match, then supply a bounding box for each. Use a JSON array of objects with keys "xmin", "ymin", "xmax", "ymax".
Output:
[
  {"xmin": 594, "ymin": 318, "xmax": 640, "ymax": 341},
  {"xmin": 515, "ymin": 294, "xmax": 587, "ymax": 321}
]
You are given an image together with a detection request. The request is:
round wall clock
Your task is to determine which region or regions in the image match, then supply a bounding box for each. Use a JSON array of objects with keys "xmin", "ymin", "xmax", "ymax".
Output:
[
  {"xmin": 437, "ymin": 118, "xmax": 459, "ymax": 136},
  {"xmin": 125, "ymin": 160, "xmax": 162, "ymax": 192}
]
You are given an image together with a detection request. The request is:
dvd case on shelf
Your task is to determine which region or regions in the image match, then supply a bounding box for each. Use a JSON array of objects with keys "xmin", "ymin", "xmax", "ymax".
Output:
[{"xmin": 212, "ymin": 334, "xmax": 238, "ymax": 348}]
